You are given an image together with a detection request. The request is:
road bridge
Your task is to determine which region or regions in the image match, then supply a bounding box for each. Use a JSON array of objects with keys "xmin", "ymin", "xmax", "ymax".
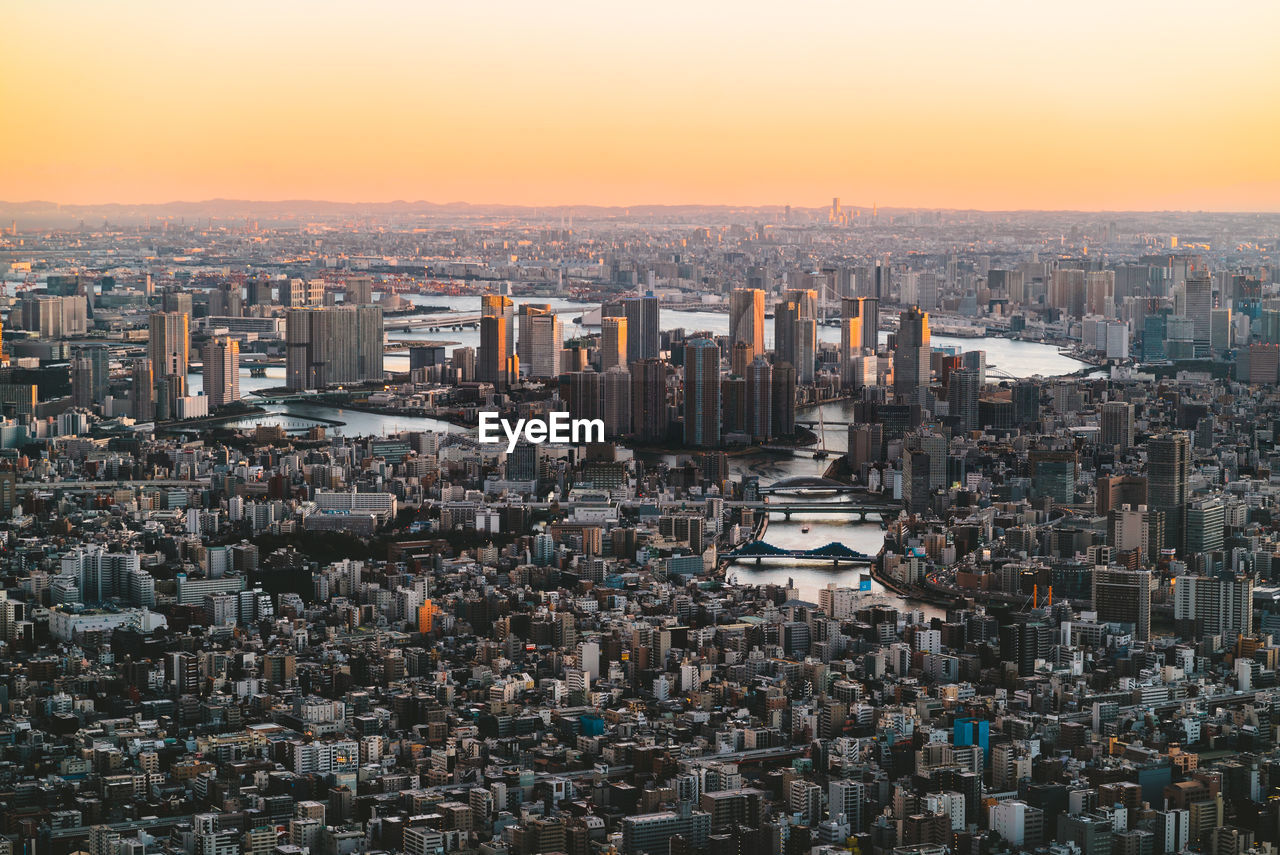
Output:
[
  {"xmin": 729, "ymin": 500, "xmax": 900, "ymax": 520},
  {"xmin": 724, "ymin": 540, "xmax": 876, "ymax": 566},
  {"xmin": 385, "ymin": 312, "xmax": 482, "ymax": 331}
]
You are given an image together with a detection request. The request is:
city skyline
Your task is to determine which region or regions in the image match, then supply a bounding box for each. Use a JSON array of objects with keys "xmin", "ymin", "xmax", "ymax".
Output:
[{"xmin": 4, "ymin": 1, "xmax": 1278, "ymax": 211}]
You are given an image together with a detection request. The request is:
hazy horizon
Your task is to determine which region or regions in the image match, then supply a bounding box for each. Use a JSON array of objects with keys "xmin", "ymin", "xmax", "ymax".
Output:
[{"xmin": 4, "ymin": 0, "xmax": 1278, "ymax": 212}]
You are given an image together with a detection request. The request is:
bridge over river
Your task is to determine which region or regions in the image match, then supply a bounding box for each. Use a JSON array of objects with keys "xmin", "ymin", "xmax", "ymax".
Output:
[{"xmin": 724, "ymin": 540, "xmax": 877, "ymax": 566}]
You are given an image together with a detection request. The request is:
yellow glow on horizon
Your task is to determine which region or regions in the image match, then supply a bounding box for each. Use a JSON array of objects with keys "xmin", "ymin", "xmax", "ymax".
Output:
[{"xmin": 3, "ymin": 0, "xmax": 1279, "ymax": 210}]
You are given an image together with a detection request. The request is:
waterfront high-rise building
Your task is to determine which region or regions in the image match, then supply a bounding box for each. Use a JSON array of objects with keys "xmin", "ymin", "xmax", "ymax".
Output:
[
  {"xmin": 517, "ymin": 303, "xmax": 552, "ymax": 374},
  {"xmin": 728, "ymin": 288, "xmax": 765, "ymax": 364},
  {"xmin": 771, "ymin": 362, "xmax": 797, "ymax": 437},
  {"xmin": 479, "ymin": 315, "xmax": 513, "ymax": 387},
  {"xmin": 70, "ymin": 344, "xmax": 110, "ymax": 410},
  {"xmin": 1101, "ymin": 401, "xmax": 1135, "ymax": 449},
  {"xmin": 285, "ymin": 306, "xmax": 384, "ymax": 391},
  {"xmin": 149, "ymin": 311, "xmax": 190, "ymax": 399},
  {"xmin": 683, "ymin": 338, "xmax": 721, "ymax": 448},
  {"xmin": 623, "ymin": 294, "xmax": 660, "ymax": 363},
  {"xmin": 601, "ymin": 316, "xmax": 627, "ymax": 371},
  {"xmin": 745, "ymin": 356, "xmax": 773, "ymax": 442},
  {"xmin": 602, "ymin": 365, "xmax": 631, "ymax": 438},
  {"xmin": 202, "ymin": 337, "xmax": 241, "ymax": 409},
  {"xmin": 480, "ymin": 294, "xmax": 515, "ymax": 383},
  {"xmin": 1148, "ymin": 432, "xmax": 1190, "ymax": 552},
  {"xmin": 523, "ymin": 311, "xmax": 562, "ymax": 379},
  {"xmin": 774, "ymin": 299, "xmax": 817, "ymax": 386},
  {"xmin": 631, "ymin": 358, "xmax": 669, "ymax": 442},
  {"xmin": 721, "ymin": 376, "xmax": 747, "ymax": 436},
  {"xmin": 893, "ymin": 306, "xmax": 931, "ymax": 402},
  {"xmin": 839, "ymin": 297, "xmax": 864, "ymax": 388}
]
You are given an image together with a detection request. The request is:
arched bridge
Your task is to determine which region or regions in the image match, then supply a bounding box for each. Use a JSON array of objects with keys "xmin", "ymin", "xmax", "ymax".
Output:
[{"xmin": 724, "ymin": 540, "xmax": 877, "ymax": 566}]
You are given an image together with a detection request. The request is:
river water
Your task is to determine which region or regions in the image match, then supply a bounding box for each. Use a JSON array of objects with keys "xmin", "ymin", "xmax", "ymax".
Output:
[{"xmin": 188, "ymin": 295, "xmax": 1082, "ymax": 610}]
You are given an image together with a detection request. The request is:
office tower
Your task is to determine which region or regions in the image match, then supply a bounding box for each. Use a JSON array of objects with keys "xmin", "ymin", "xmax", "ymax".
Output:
[
  {"xmin": 505, "ymin": 441, "xmax": 538, "ymax": 481},
  {"xmin": 1101, "ymin": 401, "xmax": 1135, "ymax": 449},
  {"xmin": 624, "ymin": 294, "xmax": 660, "ymax": 363},
  {"xmin": 70, "ymin": 344, "xmax": 110, "ymax": 410},
  {"xmin": 1030, "ymin": 449, "xmax": 1077, "ymax": 504},
  {"xmin": 18, "ymin": 294, "xmax": 88, "ymax": 338},
  {"xmin": 517, "ymin": 303, "xmax": 552, "ymax": 373},
  {"xmin": 1013, "ymin": 380, "xmax": 1040, "ymax": 424},
  {"xmin": 1210, "ymin": 307, "xmax": 1232, "ymax": 353},
  {"xmin": 602, "ymin": 365, "xmax": 632, "ymax": 438},
  {"xmin": 565, "ymin": 371, "xmax": 602, "ymax": 423},
  {"xmin": 1184, "ymin": 275, "xmax": 1212, "ymax": 355},
  {"xmin": 771, "ymin": 362, "xmax": 796, "ymax": 438},
  {"xmin": 683, "ymin": 338, "xmax": 721, "ymax": 448},
  {"xmin": 524, "ymin": 311, "xmax": 562, "ymax": 379},
  {"xmin": 961, "ymin": 349, "xmax": 986, "ymax": 386},
  {"xmin": 745, "ymin": 356, "xmax": 773, "ymax": 442},
  {"xmin": 894, "ymin": 306, "xmax": 931, "ymax": 402},
  {"xmin": 601, "ymin": 316, "xmax": 627, "ymax": 371},
  {"xmin": 903, "ymin": 447, "xmax": 932, "ymax": 515},
  {"xmin": 202, "ymin": 337, "xmax": 241, "ymax": 409},
  {"xmin": 915, "ymin": 272, "xmax": 939, "ymax": 311},
  {"xmin": 131, "ymin": 358, "xmax": 155, "ymax": 422},
  {"xmin": 345, "ymin": 276, "xmax": 373, "ymax": 306},
  {"xmin": 728, "ymin": 288, "xmax": 765, "ymax": 364},
  {"xmin": 1092, "ymin": 567, "xmax": 1152, "ymax": 640},
  {"xmin": 631, "ymin": 359, "xmax": 669, "ymax": 442},
  {"xmin": 149, "ymin": 311, "xmax": 189, "ymax": 399},
  {"xmin": 1185, "ymin": 498, "xmax": 1225, "ymax": 555},
  {"xmin": 948, "ymin": 369, "xmax": 979, "ymax": 433},
  {"xmin": 1174, "ymin": 573, "xmax": 1254, "ymax": 639},
  {"xmin": 285, "ymin": 306, "xmax": 383, "ymax": 391},
  {"xmin": 1148, "ymin": 432, "xmax": 1190, "ymax": 552}
]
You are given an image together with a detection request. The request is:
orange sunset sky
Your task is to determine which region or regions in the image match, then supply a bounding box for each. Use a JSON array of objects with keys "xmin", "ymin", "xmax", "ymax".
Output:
[{"xmin": 3, "ymin": 0, "xmax": 1278, "ymax": 211}]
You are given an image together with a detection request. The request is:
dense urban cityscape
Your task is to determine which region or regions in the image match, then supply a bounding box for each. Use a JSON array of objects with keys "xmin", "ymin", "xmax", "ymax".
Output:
[{"xmin": 0, "ymin": 202, "xmax": 1275, "ymax": 855}]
